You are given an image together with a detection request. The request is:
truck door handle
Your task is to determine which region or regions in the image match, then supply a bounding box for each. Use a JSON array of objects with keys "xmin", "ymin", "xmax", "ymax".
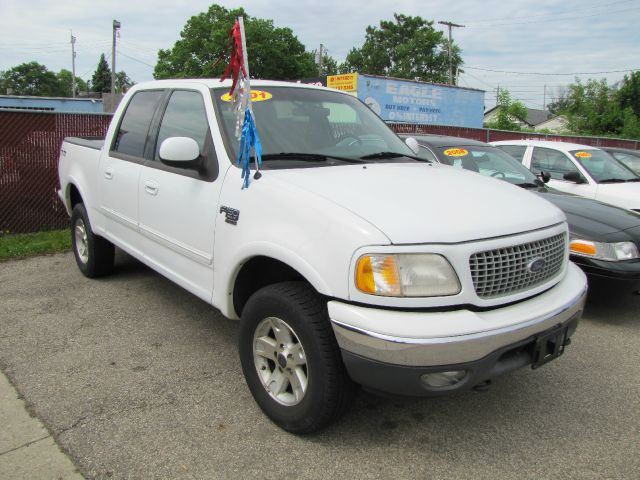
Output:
[
  {"xmin": 144, "ymin": 181, "xmax": 159, "ymax": 196},
  {"xmin": 103, "ymin": 169, "xmax": 113, "ymax": 180}
]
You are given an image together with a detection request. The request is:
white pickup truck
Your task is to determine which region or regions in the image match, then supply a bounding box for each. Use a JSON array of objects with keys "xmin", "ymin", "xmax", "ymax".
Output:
[{"xmin": 58, "ymin": 79, "xmax": 587, "ymax": 433}]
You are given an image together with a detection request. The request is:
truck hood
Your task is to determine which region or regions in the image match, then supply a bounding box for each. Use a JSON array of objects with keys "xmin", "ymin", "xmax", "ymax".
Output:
[
  {"xmin": 269, "ymin": 163, "xmax": 566, "ymax": 244},
  {"xmin": 534, "ymin": 189, "xmax": 640, "ymax": 238}
]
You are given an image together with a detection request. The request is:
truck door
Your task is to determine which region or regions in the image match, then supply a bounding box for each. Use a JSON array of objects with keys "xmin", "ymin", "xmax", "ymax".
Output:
[
  {"xmin": 137, "ymin": 88, "xmax": 222, "ymax": 301},
  {"xmin": 100, "ymin": 90, "xmax": 165, "ymax": 255}
]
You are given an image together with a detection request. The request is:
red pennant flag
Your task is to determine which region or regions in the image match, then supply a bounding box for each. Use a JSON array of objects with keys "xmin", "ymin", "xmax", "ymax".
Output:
[{"xmin": 220, "ymin": 20, "xmax": 247, "ymax": 96}]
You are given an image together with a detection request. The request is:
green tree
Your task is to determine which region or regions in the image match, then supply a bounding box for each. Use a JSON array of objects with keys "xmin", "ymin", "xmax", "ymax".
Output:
[
  {"xmin": 116, "ymin": 71, "xmax": 134, "ymax": 92},
  {"xmin": 620, "ymin": 107, "xmax": 640, "ymax": 138},
  {"xmin": 91, "ymin": 54, "xmax": 112, "ymax": 93},
  {"xmin": 548, "ymin": 74, "xmax": 640, "ymax": 139},
  {"xmin": 154, "ymin": 4, "xmax": 317, "ymax": 80},
  {"xmin": 315, "ymin": 52, "xmax": 338, "ymax": 76},
  {"xmin": 616, "ymin": 71, "xmax": 640, "ymax": 118},
  {"xmin": 56, "ymin": 69, "xmax": 88, "ymax": 96},
  {"xmin": 339, "ymin": 13, "xmax": 461, "ymax": 83},
  {"xmin": 0, "ymin": 62, "xmax": 62, "ymax": 96},
  {"xmin": 551, "ymin": 78, "xmax": 621, "ymax": 135},
  {"xmin": 485, "ymin": 89, "xmax": 528, "ymax": 131}
]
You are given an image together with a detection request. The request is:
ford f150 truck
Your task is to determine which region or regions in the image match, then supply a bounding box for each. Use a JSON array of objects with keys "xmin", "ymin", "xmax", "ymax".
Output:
[{"xmin": 58, "ymin": 79, "xmax": 588, "ymax": 433}]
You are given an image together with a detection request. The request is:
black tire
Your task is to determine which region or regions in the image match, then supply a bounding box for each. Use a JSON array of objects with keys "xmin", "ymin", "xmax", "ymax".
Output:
[
  {"xmin": 70, "ymin": 203, "xmax": 115, "ymax": 278},
  {"xmin": 239, "ymin": 281, "xmax": 355, "ymax": 434}
]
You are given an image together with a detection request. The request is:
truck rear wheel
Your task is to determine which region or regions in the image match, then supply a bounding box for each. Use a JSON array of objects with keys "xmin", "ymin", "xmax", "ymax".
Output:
[
  {"xmin": 71, "ymin": 203, "xmax": 114, "ymax": 278},
  {"xmin": 239, "ymin": 281, "xmax": 355, "ymax": 433}
]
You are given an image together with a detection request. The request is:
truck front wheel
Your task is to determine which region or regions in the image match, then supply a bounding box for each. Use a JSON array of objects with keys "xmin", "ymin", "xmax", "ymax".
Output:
[
  {"xmin": 239, "ymin": 281, "xmax": 355, "ymax": 433},
  {"xmin": 70, "ymin": 203, "xmax": 114, "ymax": 278}
]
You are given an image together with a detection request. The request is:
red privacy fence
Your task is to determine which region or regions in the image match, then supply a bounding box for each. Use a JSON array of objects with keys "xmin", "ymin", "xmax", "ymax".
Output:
[
  {"xmin": 0, "ymin": 110, "xmax": 111, "ymax": 233},
  {"xmin": 0, "ymin": 109, "xmax": 638, "ymax": 234},
  {"xmin": 389, "ymin": 123, "xmax": 640, "ymax": 149}
]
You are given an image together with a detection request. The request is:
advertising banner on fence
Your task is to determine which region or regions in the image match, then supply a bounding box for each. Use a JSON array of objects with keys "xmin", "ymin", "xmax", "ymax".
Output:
[{"xmin": 357, "ymin": 74, "xmax": 484, "ymax": 128}]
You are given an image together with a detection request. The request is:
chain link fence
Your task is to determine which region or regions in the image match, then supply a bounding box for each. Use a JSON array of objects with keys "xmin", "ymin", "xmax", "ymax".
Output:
[
  {"xmin": 0, "ymin": 110, "xmax": 111, "ymax": 234},
  {"xmin": 1, "ymin": 110, "xmax": 637, "ymax": 235}
]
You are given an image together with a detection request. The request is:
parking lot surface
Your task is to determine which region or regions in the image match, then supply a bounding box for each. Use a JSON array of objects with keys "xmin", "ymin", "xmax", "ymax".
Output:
[{"xmin": 1, "ymin": 252, "xmax": 639, "ymax": 479}]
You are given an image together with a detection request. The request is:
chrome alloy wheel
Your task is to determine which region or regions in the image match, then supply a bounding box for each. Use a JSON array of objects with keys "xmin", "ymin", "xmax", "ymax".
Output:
[
  {"xmin": 253, "ymin": 317, "xmax": 308, "ymax": 406},
  {"xmin": 74, "ymin": 218, "xmax": 89, "ymax": 264}
]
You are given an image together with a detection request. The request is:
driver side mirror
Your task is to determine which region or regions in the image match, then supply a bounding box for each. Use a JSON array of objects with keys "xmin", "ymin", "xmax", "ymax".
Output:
[
  {"xmin": 404, "ymin": 137, "xmax": 420, "ymax": 155},
  {"xmin": 538, "ymin": 171, "xmax": 551, "ymax": 184},
  {"xmin": 159, "ymin": 137, "xmax": 203, "ymax": 171},
  {"xmin": 563, "ymin": 171, "xmax": 586, "ymax": 184}
]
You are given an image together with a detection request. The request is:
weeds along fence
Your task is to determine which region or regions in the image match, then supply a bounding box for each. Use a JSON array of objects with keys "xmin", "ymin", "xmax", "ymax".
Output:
[
  {"xmin": 0, "ymin": 109, "xmax": 638, "ymax": 234},
  {"xmin": 0, "ymin": 110, "xmax": 111, "ymax": 234}
]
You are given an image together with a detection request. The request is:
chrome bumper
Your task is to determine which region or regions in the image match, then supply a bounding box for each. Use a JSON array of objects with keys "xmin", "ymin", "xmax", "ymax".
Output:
[{"xmin": 329, "ymin": 263, "xmax": 587, "ymax": 367}]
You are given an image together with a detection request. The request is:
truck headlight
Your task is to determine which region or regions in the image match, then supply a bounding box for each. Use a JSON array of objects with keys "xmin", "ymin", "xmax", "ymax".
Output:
[
  {"xmin": 355, "ymin": 254, "xmax": 461, "ymax": 297},
  {"xmin": 570, "ymin": 238, "xmax": 640, "ymax": 261}
]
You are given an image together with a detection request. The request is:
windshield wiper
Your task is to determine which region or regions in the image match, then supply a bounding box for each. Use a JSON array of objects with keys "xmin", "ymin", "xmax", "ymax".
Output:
[
  {"xmin": 260, "ymin": 152, "xmax": 362, "ymax": 163},
  {"xmin": 359, "ymin": 151, "xmax": 407, "ymax": 160},
  {"xmin": 599, "ymin": 178, "xmax": 626, "ymax": 183},
  {"xmin": 516, "ymin": 182, "xmax": 543, "ymax": 189},
  {"xmin": 625, "ymin": 178, "xmax": 640, "ymax": 182}
]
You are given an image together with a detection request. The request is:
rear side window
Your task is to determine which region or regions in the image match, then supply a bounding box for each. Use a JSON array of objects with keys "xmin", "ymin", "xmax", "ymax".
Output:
[
  {"xmin": 496, "ymin": 145, "xmax": 527, "ymax": 161},
  {"xmin": 112, "ymin": 90, "xmax": 164, "ymax": 158}
]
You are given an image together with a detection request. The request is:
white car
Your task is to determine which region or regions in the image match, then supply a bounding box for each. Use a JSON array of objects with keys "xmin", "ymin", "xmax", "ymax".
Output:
[{"xmin": 492, "ymin": 140, "xmax": 640, "ymax": 213}]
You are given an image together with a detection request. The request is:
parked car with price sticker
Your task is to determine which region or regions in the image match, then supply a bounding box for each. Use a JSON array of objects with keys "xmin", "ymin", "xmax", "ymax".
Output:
[
  {"xmin": 57, "ymin": 79, "xmax": 587, "ymax": 433},
  {"xmin": 600, "ymin": 146, "xmax": 640, "ymax": 176},
  {"xmin": 492, "ymin": 140, "xmax": 640, "ymax": 213},
  {"xmin": 403, "ymin": 134, "xmax": 640, "ymax": 283}
]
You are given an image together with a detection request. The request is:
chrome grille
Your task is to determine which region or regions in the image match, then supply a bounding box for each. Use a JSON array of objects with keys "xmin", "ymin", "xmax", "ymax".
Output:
[{"xmin": 470, "ymin": 233, "xmax": 566, "ymax": 299}]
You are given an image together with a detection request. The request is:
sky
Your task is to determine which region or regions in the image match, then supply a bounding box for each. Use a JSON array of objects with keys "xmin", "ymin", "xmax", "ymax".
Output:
[{"xmin": 1, "ymin": 0, "xmax": 639, "ymax": 110}]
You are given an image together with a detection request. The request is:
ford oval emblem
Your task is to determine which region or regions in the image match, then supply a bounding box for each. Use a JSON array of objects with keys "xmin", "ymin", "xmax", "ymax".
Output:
[{"xmin": 527, "ymin": 257, "xmax": 546, "ymax": 273}]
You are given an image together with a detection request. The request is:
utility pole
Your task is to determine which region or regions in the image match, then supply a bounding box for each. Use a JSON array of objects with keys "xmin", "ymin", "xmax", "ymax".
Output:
[
  {"xmin": 543, "ymin": 84, "xmax": 547, "ymax": 110},
  {"xmin": 70, "ymin": 31, "xmax": 76, "ymax": 98},
  {"xmin": 111, "ymin": 20, "xmax": 121, "ymax": 101},
  {"xmin": 438, "ymin": 21, "xmax": 465, "ymax": 85},
  {"xmin": 318, "ymin": 44, "xmax": 324, "ymax": 75}
]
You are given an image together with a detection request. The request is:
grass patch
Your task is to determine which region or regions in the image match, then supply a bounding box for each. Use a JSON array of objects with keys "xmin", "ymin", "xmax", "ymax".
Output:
[{"xmin": 0, "ymin": 229, "xmax": 71, "ymax": 261}]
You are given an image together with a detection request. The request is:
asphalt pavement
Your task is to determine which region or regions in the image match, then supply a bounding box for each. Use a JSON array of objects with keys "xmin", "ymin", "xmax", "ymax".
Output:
[{"xmin": 0, "ymin": 251, "xmax": 639, "ymax": 480}]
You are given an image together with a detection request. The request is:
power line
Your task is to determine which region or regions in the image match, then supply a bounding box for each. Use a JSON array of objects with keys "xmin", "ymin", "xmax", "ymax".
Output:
[
  {"xmin": 77, "ymin": 51, "xmax": 110, "ymax": 80},
  {"xmin": 465, "ymin": 6, "xmax": 640, "ymax": 27},
  {"xmin": 465, "ymin": 66, "xmax": 638, "ymax": 76},
  {"xmin": 462, "ymin": 0, "xmax": 635, "ymax": 24},
  {"xmin": 117, "ymin": 49, "xmax": 155, "ymax": 69}
]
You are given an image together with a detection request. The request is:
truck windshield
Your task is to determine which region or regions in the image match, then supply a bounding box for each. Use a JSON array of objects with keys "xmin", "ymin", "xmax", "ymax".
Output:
[{"xmin": 212, "ymin": 86, "xmax": 414, "ymax": 166}]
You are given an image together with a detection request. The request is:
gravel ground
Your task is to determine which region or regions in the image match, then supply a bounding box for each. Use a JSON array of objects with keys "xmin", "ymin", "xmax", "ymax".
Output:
[{"xmin": 1, "ymin": 251, "xmax": 639, "ymax": 480}]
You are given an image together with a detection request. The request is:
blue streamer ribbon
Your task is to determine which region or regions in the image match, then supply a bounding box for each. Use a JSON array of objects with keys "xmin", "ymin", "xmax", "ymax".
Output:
[{"xmin": 236, "ymin": 107, "xmax": 262, "ymax": 189}]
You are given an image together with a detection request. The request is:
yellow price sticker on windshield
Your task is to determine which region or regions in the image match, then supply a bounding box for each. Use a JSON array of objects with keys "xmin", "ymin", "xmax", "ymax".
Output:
[
  {"xmin": 574, "ymin": 151, "xmax": 592, "ymax": 158},
  {"xmin": 221, "ymin": 90, "xmax": 272, "ymax": 102},
  {"xmin": 443, "ymin": 148, "xmax": 469, "ymax": 157}
]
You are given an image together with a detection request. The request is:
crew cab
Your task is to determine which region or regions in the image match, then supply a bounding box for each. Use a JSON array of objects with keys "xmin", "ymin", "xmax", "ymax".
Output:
[
  {"xmin": 58, "ymin": 80, "xmax": 587, "ymax": 433},
  {"xmin": 492, "ymin": 140, "xmax": 640, "ymax": 213}
]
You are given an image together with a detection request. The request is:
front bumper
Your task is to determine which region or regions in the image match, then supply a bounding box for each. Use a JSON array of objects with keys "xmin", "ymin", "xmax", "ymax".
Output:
[
  {"xmin": 329, "ymin": 263, "xmax": 587, "ymax": 396},
  {"xmin": 571, "ymin": 255, "xmax": 640, "ymax": 281}
]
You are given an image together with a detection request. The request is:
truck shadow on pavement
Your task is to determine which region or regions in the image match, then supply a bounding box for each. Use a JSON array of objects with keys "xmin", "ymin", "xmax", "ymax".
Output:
[{"xmin": 583, "ymin": 276, "xmax": 640, "ymax": 327}]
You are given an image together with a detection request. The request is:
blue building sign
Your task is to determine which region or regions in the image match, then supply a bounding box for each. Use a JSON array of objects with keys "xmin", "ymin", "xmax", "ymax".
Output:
[
  {"xmin": 356, "ymin": 74, "xmax": 484, "ymax": 128},
  {"xmin": 0, "ymin": 95, "xmax": 104, "ymax": 113}
]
